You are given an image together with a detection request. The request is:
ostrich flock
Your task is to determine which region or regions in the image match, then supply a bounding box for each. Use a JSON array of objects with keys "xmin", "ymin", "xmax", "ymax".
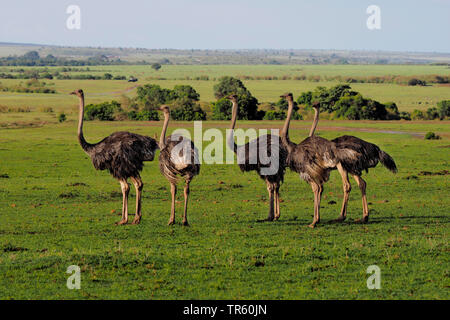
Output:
[{"xmin": 71, "ymin": 89, "xmax": 397, "ymax": 228}]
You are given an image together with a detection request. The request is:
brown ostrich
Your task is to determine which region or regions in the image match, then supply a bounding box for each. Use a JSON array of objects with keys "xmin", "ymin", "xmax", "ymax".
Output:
[
  {"xmin": 158, "ymin": 105, "xmax": 200, "ymax": 226},
  {"xmin": 331, "ymin": 135, "xmax": 397, "ymax": 223},
  {"xmin": 280, "ymin": 93, "xmax": 350, "ymax": 228},
  {"xmin": 286, "ymin": 94, "xmax": 398, "ymax": 224},
  {"xmin": 71, "ymin": 89, "xmax": 158, "ymax": 225},
  {"xmin": 227, "ymin": 94, "xmax": 287, "ymax": 221}
]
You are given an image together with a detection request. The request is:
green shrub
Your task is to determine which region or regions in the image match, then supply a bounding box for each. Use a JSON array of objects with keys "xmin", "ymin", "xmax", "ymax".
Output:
[
  {"xmin": 411, "ymin": 109, "xmax": 425, "ymax": 120},
  {"xmin": 437, "ymin": 100, "xmax": 450, "ymax": 120},
  {"xmin": 424, "ymin": 132, "xmax": 441, "ymax": 140},
  {"xmin": 84, "ymin": 101, "xmax": 121, "ymax": 121},
  {"xmin": 58, "ymin": 113, "xmax": 66, "ymax": 123},
  {"xmin": 263, "ymin": 110, "xmax": 286, "ymax": 120},
  {"xmin": 425, "ymin": 107, "xmax": 439, "ymax": 120}
]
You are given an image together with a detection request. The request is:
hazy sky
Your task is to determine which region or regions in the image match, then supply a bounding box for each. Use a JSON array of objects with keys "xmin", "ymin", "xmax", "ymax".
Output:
[{"xmin": 0, "ymin": 0, "xmax": 449, "ymax": 52}]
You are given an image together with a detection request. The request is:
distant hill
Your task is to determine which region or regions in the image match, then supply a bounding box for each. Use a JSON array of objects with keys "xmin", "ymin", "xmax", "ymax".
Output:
[{"xmin": 0, "ymin": 42, "xmax": 449, "ymax": 65}]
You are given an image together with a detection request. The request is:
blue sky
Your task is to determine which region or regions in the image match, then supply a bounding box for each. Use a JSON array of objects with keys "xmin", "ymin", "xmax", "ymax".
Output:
[{"xmin": 0, "ymin": 0, "xmax": 449, "ymax": 52}]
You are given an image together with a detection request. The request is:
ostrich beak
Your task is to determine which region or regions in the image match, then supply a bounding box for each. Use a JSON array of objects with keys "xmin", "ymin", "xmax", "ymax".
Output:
[{"xmin": 69, "ymin": 91, "xmax": 76, "ymax": 95}]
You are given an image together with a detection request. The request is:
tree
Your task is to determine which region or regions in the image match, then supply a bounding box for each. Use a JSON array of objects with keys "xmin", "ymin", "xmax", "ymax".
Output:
[
  {"xmin": 212, "ymin": 76, "xmax": 259, "ymax": 120},
  {"xmin": 172, "ymin": 85, "xmax": 200, "ymax": 101},
  {"xmin": 136, "ymin": 84, "xmax": 173, "ymax": 108},
  {"xmin": 437, "ymin": 100, "xmax": 450, "ymax": 120},
  {"xmin": 84, "ymin": 101, "xmax": 122, "ymax": 121},
  {"xmin": 170, "ymin": 98, "xmax": 206, "ymax": 121},
  {"xmin": 23, "ymin": 51, "xmax": 40, "ymax": 60},
  {"xmin": 151, "ymin": 63, "xmax": 162, "ymax": 71}
]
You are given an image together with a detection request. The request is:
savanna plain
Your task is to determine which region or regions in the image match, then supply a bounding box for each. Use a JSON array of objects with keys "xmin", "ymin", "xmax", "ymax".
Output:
[{"xmin": 0, "ymin": 64, "xmax": 449, "ymax": 299}]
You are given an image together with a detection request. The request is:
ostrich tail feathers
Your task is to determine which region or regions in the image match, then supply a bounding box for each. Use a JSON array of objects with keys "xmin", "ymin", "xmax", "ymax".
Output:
[{"xmin": 379, "ymin": 150, "xmax": 398, "ymax": 173}]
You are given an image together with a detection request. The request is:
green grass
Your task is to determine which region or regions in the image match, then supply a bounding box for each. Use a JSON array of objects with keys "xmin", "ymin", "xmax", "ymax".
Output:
[
  {"xmin": 0, "ymin": 120, "xmax": 448, "ymax": 299},
  {"xmin": 1, "ymin": 64, "xmax": 449, "ymax": 112}
]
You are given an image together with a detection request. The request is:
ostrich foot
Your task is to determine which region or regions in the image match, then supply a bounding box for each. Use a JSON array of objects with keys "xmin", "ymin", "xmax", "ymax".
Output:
[
  {"xmin": 168, "ymin": 219, "xmax": 175, "ymax": 226},
  {"xmin": 131, "ymin": 217, "xmax": 141, "ymax": 225},
  {"xmin": 308, "ymin": 221, "xmax": 319, "ymax": 228},
  {"xmin": 355, "ymin": 216, "xmax": 369, "ymax": 224},
  {"xmin": 115, "ymin": 219, "xmax": 128, "ymax": 225},
  {"xmin": 333, "ymin": 216, "xmax": 346, "ymax": 223},
  {"xmin": 182, "ymin": 220, "xmax": 189, "ymax": 227}
]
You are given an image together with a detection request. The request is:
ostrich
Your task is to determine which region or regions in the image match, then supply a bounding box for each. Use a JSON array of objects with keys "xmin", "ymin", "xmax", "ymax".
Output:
[
  {"xmin": 227, "ymin": 94, "xmax": 287, "ymax": 221},
  {"xmin": 331, "ymin": 135, "xmax": 397, "ymax": 223},
  {"xmin": 158, "ymin": 105, "xmax": 200, "ymax": 226},
  {"xmin": 280, "ymin": 93, "xmax": 349, "ymax": 228},
  {"xmin": 71, "ymin": 89, "xmax": 158, "ymax": 225},
  {"xmin": 285, "ymin": 94, "xmax": 398, "ymax": 224}
]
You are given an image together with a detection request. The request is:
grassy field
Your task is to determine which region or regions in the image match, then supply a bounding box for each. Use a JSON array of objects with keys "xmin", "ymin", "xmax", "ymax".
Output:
[
  {"xmin": 1, "ymin": 64, "xmax": 449, "ymax": 112},
  {"xmin": 0, "ymin": 118, "xmax": 448, "ymax": 299}
]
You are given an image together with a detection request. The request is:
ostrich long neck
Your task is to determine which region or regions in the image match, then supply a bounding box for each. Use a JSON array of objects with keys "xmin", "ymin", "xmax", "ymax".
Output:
[
  {"xmin": 77, "ymin": 94, "xmax": 92, "ymax": 153},
  {"xmin": 159, "ymin": 112, "xmax": 169, "ymax": 149},
  {"xmin": 281, "ymin": 98, "xmax": 296, "ymax": 153},
  {"xmin": 227, "ymin": 100, "xmax": 238, "ymax": 153},
  {"xmin": 309, "ymin": 107, "xmax": 320, "ymax": 137}
]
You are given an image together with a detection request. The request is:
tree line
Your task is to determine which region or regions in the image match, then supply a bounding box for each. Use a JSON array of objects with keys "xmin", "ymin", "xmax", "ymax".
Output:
[{"xmin": 83, "ymin": 76, "xmax": 449, "ymax": 122}]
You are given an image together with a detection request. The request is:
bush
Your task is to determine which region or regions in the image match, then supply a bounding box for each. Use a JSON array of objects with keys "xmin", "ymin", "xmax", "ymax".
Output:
[
  {"xmin": 408, "ymin": 78, "xmax": 426, "ymax": 86},
  {"xmin": 263, "ymin": 110, "xmax": 286, "ymax": 120},
  {"xmin": 411, "ymin": 109, "xmax": 424, "ymax": 120},
  {"xmin": 134, "ymin": 109, "xmax": 159, "ymax": 121},
  {"xmin": 84, "ymin": 101, "xmax": 121, "ymax": 121},
  {"xmin": 399, "ymin": 111, "xmax": 411, "ymax": 120},
  {"xmin": 171, "ymin": 104, "xmax": 206, "ymax": 121},
  {"xmin": 437, "ymin": 100, "xmax": 450, "ymax": 119},
  {"xmin": 425, "ymin": 107, "xmax": 439, "ymax": 120},
  {"xmin": 425, "ymin": 132, "xmax": 441, "ymax": 140},
  {"xmin": 151, "ymin": 63, "xmax": 162, "ymax": 71},
  {"xmin": 58, "ymin": 113, "xmax": 67, "ymax": 123}
]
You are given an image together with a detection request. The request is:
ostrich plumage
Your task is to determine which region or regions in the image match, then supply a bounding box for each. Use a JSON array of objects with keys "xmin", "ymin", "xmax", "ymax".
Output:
[
  {"xmin": 158, "ymin": 105, "xmax": 200, "ymax": 226},
  {"xmin": 297, "ymin": 96, "xmax": 398, "ymax": 224},
  {"xmin": 331, "ymin": 134, "xmax": 397, "ymax": 223},
  {"xmin": 280, "ymin": 93, "xmax": 352, "ymax": 228},
  {"xmin": 227, "ymin": 94, "xmax": 287, "ymax": 221},
  {"xmin": 72, "ymin": 89, "xmax": 158, "ymax": 225}
]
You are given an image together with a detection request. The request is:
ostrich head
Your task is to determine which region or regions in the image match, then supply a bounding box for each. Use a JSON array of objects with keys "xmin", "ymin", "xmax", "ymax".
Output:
[
  {"xmin": 70, "ymin": 89, "xmax": 84, "ymax": 97},
  {"xmin": 280, "ymin": 92, "xmax": 293, "ymax": 101},
  {"xmin": 160, "ymin": 105, "xmax": 170, "ymax": 114},
  {"xmin": 226, "ymin": 94, "xmax": 238, "ymax": 102},
  {"xmin": 311, "ymin": 101, "xmax": 320, "ymax": 109}
]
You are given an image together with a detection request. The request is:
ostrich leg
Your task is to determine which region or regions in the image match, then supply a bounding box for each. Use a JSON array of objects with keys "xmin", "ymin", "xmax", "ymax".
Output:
[
  {"xmin": 335, "ymin": 163, "xmax": 351, "ymax": 222},
  {"xmin": 265, "ymin": 181, "xmax": 275, "ymax": 221},
  {"xmin": 353, "ymin": 175, "xmax": 369, "ymax": 223},
  {"xmin": 309, "ymin": 182, "xmax": 323, "ymax": 228},
  {"xmin": 182, "ymin": 179, "xmax": 191, "ymax": 226},
  {"xmin": 130, "ymin": 176, "xmax": 143, "ymax": 225},
  {"xmin": 274, "ymin": 183, "xmax": 281, "ymax": 220},
  {"xmin": 117, "ymin": 179, "xmax": 130, "ymax": 225},
  {"xmin": 168, "ymin": 183, "xmax": 177, "ymax": 225}
]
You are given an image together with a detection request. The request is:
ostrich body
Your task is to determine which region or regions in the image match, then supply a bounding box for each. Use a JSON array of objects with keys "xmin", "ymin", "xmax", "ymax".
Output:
[
  {"xmin": 158, "ymin": 105, "xmax": 200, "ymax": 226},
  {"xmin": 281, "ymin": 93, "xmax": 350, "ymax": 228},
  {"xmin": 298, "ymin": 96, "xmax": 398, "ymax": 224},
  {"xmin": 227, "ymin": 95, "xmax": 287, "ymax": 221},
  {"xmin": 72, "ymin": 89, "xmax": 158, "ymax": 225},
  {"xmin": 331, "ymin": 135, "xmax": 397, "ymax": 223}
]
